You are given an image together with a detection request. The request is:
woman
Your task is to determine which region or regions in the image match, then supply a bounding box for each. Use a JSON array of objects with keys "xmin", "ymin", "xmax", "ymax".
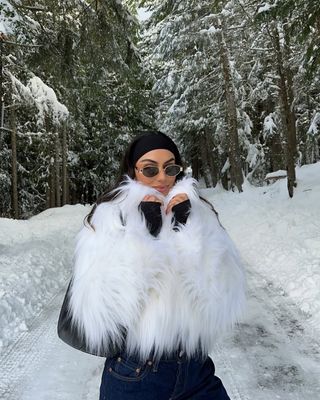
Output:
[{"xmin": 58, "ymin": 131, "xmax": 246, "ymax": 400}]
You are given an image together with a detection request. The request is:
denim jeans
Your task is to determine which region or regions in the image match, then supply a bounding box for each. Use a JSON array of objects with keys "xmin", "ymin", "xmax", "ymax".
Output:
[{"xmin": 99, "ymin": 351, "xmax": 231, "ymax": 400}]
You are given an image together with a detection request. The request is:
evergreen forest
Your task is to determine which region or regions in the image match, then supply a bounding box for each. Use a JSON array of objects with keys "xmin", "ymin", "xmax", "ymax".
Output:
[{"xmin": 1, "ymin": 0, "xmax": 319, "ymax": 218}]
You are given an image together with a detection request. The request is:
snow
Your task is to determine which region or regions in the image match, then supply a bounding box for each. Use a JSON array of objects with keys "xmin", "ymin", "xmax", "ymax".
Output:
[
  {"xmin": 221, "ymin": 157, "xmax": 230, "ymax": 173},
  {"xmin": 137, "ymin": 7, "xmax": 153, "ymax": 22},
  {"xmin": 28, "ymin": 77, "xmax": 69, "ymax": 125},
  {"xmin": 0, "ymin": 204, "xmax": 89, "ymax": 350},
  {"xmin": 203, "ymin": 162, "xmax": 320, "ymax": 330},
  {"xmin": 308, "ymin": 111, "xmax": 320, "ymax": 136},
  {"xmin": 246, "ymin": 143, "xmax": 261, "ymax": 169},
  {"xmin": 0, "ymin": 0, "xmax": 19, "ymax": 35},
  {"xmin": 9, "ymin": 74, "xmax": 69, "ymax": 126},
  {"xmin": 263, "ymin": 113, "xmax": 277, "ymax": 138},
  {"xmin": 257, "ymin": 3, "xmax": 275, "ymax": 14},
  {"xmin": 0, "ymin": 20, "xmax": 8, "ymax": 35},
  {"xmin": 265, "ymin": 169, "xmax": 287, "ymax": 179},
  {"xmin": 1, "ymin": 162, "xmax": 320, "ymax": 398},
  {"xmin": 199, "ymin": 26, "xmax": 218, "ymax": 35},
  {"xmin": 8, "ymin": 72, "xmax": 34, "ymax": 105}
]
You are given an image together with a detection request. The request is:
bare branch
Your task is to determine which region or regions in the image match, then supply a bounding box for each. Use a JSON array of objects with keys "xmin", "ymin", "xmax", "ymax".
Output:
[
  {"xmin": 3, "ymin": 40, "xmax": 42, "ymax": 48},
  {"xmin": 14, "ymin": 4, "xmax": 46, "ymax": 12}
]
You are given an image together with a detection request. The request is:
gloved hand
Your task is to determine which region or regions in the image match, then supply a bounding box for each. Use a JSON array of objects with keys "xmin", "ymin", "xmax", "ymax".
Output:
[
  {"xmin": 139, "ymin": 201, "xmax": 163, "ymax": 237},
  {"xmin": 172, "ymin": 199, "xmax": 191, "ymax": 229}
]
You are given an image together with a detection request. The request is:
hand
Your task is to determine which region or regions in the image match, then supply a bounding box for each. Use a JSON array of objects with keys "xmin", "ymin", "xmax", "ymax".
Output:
[
  {"xmin": 166, "ymin": 193, "xmax": 189, "ymax": 214},
  {"xmin": 142, "ymin": 195, "xmax": 163, "ymax": 205},
  {"xmin": 139, "ymin": 197, "xmax": 163, "ymax": 237}
]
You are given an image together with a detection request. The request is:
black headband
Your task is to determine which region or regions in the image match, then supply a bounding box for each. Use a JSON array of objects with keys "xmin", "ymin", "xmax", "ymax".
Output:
[{"xmin": 130, "ymin": 132, "xmax": 181, "ymax": 167}]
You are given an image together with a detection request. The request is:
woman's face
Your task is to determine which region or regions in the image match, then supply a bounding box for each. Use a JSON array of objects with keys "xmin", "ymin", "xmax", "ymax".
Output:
[{"xmin": 134, "ymin": 149, "xmax": 176, "ymax": 196}]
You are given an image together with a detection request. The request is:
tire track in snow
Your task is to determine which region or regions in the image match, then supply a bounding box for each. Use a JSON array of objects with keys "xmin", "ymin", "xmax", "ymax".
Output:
[
  {"xmin": 0, "ymin": 291, "xmax": 65, "ymax": 399},
  {"xmin": 211, "ymin": 343, "xmax": 250, "ymax": 400},
  {"xmin": 0, "ymin": 287, "xmax": 103, "ymax": 400},
  {"xmin": 213, "ymin": 267, "xmax": 320, "ymax": 400},
  {"xmin": 2, "ymin": 266, "xmax": 320, "ymax": 400}
]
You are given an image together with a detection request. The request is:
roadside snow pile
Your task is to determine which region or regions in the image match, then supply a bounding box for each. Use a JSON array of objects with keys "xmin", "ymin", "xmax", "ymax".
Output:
[
  {"xmin": 204, "ymin": 161, "xmax": 320, "ymax": 332},
  {"xmin": 0, "ymin": 204, "xmax": 89, "ymax": 351}
]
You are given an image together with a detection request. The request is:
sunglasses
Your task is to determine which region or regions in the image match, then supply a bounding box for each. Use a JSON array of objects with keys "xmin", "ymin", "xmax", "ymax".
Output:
[{"xmin": 135, "ymin": 164, "xmax": 183, "ymax": 178}]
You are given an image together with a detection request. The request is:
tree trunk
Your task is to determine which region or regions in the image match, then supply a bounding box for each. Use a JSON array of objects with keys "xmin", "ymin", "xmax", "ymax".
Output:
[
  {"xmin": 0, "ymin": 38, "xmax": 4, "ymax": 134},
  {"xmin": 268, "ymin": 134, "xmax": 284, "ymax": 171},
  {"xmin": 199, "ymin": 133, "xmax": 211, "ymax": 187},
  {"xmin": 221, "ymin": 170, "xmax": 229, "ymax": 190},
  {"xmin": 284, "ymin": 25, "xmax": 298, "ymax": 190},
  {"xmin": 272, "ymin": 25, "xmax": 296, "ymax": 197},
  {"xmin": 61, "ymin": 123, "xmax": 69, "ymax": 205},
  {"xmin": 191, "ymin": 144, "xmax": 200, "ymax": 180},
  {"xmin": 55, "ymin": 132, "xmax": 61, "ymax": 207},
  {"xmin": 204, "ymin": 130, "xmax": 219, "ymax": 187},
  {"xmin": 10, "ymin": 110, "xmax": 19, "ymax": 219},
  {"xmin": 218, "ymin": 19, "xmax": 243, "ymax": 192},
  {"xmin": 49, "ymin": 155, "xmax": 55, "ymax": 208}
]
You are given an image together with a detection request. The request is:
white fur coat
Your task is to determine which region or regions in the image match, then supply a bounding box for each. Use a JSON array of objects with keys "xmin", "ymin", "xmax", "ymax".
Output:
[{"xmin": 69, "ymin": 177, "xmax": 246, "ymax": 359}]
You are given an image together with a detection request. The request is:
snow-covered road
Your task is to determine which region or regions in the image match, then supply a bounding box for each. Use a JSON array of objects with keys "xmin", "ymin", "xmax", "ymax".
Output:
[
  {"xmin": 1, "ymin": 267, "xmax": 319, "ymax": 400},
  {"xmin": 215, "ymin": 269, "xmax": 320, "ymax": 400},
  {"xmin": 0, "ymin": 288, "xmax": 103, "ymax": 400}
]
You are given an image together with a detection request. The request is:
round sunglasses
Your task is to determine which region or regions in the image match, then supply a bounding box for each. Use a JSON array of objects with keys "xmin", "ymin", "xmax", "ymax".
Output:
[{"xmin": 135, "ymin": 164, "xmax": 183, "ymax": 178}]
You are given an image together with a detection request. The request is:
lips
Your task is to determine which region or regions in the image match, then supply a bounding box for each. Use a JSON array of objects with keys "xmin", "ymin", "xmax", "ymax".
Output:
[{"xmin": 154, "ymin": 186, "xmax": 169, "ymax": 194}]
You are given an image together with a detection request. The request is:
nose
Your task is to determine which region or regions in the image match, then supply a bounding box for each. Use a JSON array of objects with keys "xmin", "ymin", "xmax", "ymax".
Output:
[{"xmin": 156, "ymin": 168, "xmax": 167, "ymax": 182}]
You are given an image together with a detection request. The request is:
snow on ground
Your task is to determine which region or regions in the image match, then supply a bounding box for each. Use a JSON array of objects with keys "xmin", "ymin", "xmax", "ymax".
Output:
[
  {"xmin": 0, "ymin": 161, "xmax": 319, "ymax": 399},
  {"xmin": 137, "ymin": 7, "xmax": 153, "ymax": 22},
  {"xmin": 0, "ymin": 204, "xmax": 90, "ymax": 350},
  {"xmin": 204, "ymin": 161, "xmax": 320, "ymax": 331}
]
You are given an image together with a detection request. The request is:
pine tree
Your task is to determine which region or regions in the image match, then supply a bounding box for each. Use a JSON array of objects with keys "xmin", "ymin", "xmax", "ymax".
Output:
[
  {"xmin": 140, "ymin": 0, "xmax": 251, "ymax": 190},
  {"xmin": 1, "ymin": 0, "xmax": 155, "ymax": 216}
]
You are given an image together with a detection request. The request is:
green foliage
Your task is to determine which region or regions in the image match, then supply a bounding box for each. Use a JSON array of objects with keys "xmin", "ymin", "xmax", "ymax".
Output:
[
  {"xmin": 1, "ymin": 0, "xmax": 155, "ymax": 216},
  {"xmin": 254, "ymin": 0, "xmax": 320, "ymax": 77},
  {"xmin": 140, "ymin": 0, "xmax": 319, "ymax": 187},
  {"xmin": 141, "ymin": 0, "xmax": 257, "ymax": 184},
  {"xmin": 1, "ymin": 0, "xmax": 319, "ymax": 216}
]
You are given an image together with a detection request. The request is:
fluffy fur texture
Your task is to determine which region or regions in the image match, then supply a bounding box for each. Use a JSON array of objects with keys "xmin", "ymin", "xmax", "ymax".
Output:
[{"xmin": 69, "ymin": 176, "xmax": 246, "ymax": 359}]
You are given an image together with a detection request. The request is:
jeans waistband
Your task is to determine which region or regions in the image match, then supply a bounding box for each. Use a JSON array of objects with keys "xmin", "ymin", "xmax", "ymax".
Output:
[
  {"xmin": 122, "ymin": 348, "xmax": 206, "ymax": 364},
  {"xmin": 118, "ymin": 349, "xmax": 186, "ymax": 365}
]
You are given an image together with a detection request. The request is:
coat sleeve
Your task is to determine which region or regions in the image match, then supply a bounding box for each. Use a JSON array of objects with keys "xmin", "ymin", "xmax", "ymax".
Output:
[
  {"xmin": 162, "ymin": 178, "xmax": 246, "ymax": 338},
  {"xmin": 65, "ymin": 199, "xmax": 166, "ymax": 356},
  {"xmin": 139, "ymin": 201, "xmax": 162, "ymax": 237}
]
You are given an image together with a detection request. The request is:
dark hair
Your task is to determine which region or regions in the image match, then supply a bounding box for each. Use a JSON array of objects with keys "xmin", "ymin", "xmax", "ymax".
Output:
[
  {"xmin": 85, "ymin": 130, "xmax": 185, "ymax": 226},
  {"xmin": 85, "ymin": 130, "xmax": 221, "ymax": 228}
]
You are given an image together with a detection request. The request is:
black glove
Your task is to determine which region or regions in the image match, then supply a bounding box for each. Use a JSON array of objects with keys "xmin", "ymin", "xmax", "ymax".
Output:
[
  {"xmin": 139, "ymin": 201, "xmax": 163, "ymax": 237},
  {"xmin": 172, "ymin": 199, "xmax": 191, "ymax": 230}
]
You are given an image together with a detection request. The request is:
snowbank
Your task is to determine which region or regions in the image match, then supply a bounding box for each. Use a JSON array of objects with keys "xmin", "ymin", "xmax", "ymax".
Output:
[
  {"xmin": 203, "ymin": 161, "xmax": 320, "ymax": 332},
  {"xmin": 0, "ymin": 205, "xmax": 90, "ymax": 351}
]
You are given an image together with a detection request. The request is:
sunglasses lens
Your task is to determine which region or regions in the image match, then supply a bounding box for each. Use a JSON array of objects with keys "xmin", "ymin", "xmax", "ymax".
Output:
[
  {"xmin": 142, "ymin": 166, "xmax": 159, "ymax": 177},
  {"xmin": 139, "ymin": 165, "xmax": 182, "ymax": 178},
  {"xmin": 165, "ymin": 165, "xmax": 182, "ymax": 176}
]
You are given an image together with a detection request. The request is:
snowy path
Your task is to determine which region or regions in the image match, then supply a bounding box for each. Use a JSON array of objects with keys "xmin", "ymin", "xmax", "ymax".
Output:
[
  {"xmin": 0, "ymin": 287, "xmax": 103, "ymax": 400},
  {"xmin": 1, "ymin": 269, "xmax": 320, "ymax": 400},
  {"xmin": 214, "ymin": 269, "xmax": 320, "ymax": 400}
]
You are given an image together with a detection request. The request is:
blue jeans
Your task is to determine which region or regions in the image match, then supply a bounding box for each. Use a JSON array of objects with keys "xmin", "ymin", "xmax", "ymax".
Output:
[{"xmin": 99, "ymin": 351, "xmax": 230, "ymax": 400}]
